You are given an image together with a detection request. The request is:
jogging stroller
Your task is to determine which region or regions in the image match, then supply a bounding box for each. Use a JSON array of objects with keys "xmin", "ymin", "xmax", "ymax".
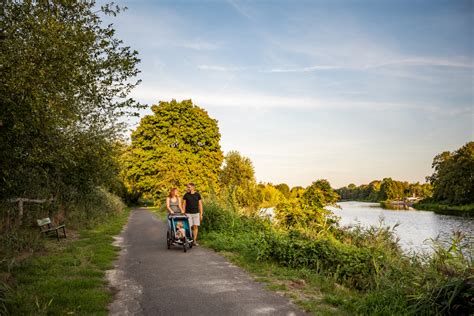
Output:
[{"xmin": 166, "ymin": 213, "xmax": 194, "ymax": 252}]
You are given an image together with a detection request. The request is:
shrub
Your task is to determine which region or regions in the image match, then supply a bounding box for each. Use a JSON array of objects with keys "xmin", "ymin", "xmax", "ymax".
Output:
[{"xmin": 201, "ymin": 197, "xmax": 473, "ymax": 314}]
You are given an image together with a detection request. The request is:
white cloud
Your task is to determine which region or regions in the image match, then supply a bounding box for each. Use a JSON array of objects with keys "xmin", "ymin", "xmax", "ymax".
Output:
[
  {"xmin": 262, "ymin": 65, "xmax": 344, "ymax": 73},
  {"xmin": 264, "ymin": 57, "xmax": 474, "ymax": 73},
  {"xmin": 178, "ymin": 39, "xmax": 220, "ymax": 51},
  {"xmin": 197, "ymin": 64, "xmax": 246, "ymax": 71},
  {"xmin": 197, "ymin": 57, "xmax": 473, "ymax": 75},
  {"xmin": 369, "ymin": 57, "xmax": 474, "ymax": 69},
  {"xmin": 130, "ymin": 85, "xmax": 469, "ymax": 116},
  {"xmin": 226, "ymin": 0, "xmax": 252, "ymax": 19}
]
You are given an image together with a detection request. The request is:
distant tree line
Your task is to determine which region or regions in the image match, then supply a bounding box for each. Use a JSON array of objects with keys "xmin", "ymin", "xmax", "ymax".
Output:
[
  {"xmin": 336, "ymin": 142, "xmax": 473, "ymax": 206},
  {"xmin": 336, "ymin": 179, "xmax": 432, "ymax": 202}
]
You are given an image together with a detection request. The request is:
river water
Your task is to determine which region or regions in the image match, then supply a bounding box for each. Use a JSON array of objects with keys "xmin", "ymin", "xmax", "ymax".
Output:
[{"xmin": 326, "ymin": 201, "xmax": 474, "ymax": 254}]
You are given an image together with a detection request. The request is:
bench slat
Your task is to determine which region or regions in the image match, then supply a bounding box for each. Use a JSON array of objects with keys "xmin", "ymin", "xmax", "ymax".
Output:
[
  {"xmin": 37, "ymin": 218, "xmax": 51, "ymax": 226},
  {"xmin": 37, "ymin": 217, "xmax": 66, "ymax": 241}
]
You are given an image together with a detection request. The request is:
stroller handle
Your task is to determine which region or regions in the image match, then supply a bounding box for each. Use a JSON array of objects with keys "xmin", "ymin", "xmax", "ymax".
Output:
[{"xmin": 168, "ymin": 213, "xmax": 188, "ymax": 218}]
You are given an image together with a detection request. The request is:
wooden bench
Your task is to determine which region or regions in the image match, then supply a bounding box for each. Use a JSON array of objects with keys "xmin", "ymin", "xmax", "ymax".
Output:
[{"xmin": 37, "ymin": 218, "xmax": 66, "ymax": 241}]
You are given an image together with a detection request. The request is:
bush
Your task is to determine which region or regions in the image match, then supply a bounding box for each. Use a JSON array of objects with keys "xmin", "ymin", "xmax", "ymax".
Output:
[
  {"xmin": 254, "ymin": 229, "xmax": 378, "ymax": 289},
  {"xmin": 56, "ymin": 187, "xmax": 125, "ymax": 229},
  {"xmin": 0, "ymin": 229, "xmax": 45, "ymax": 260},
  {"xmin": 0, "ymin": 281, "xmax": 11, "ymax": 316},
  {"xmin": 407, "ymin": 233, "xmax": 473, "ymax": 315},
  {"xmin": 201, "ymin": 197, "xmax": 474, "ymax": 315},
  {"xmin": 0, "ymin": 188, "xmax": 124, "ymax": 263}
]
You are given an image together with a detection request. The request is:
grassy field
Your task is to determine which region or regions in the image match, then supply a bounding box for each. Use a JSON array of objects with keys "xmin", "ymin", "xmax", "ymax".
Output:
[{"xmin": 2, "ymin": 208, "xmax": 131, "ymax": 315}]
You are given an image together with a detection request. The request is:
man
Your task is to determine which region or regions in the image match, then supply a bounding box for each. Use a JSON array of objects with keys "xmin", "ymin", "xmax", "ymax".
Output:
[{"xmin": 182, "ymin": 183, "xmax": 203, "ymax": 246}]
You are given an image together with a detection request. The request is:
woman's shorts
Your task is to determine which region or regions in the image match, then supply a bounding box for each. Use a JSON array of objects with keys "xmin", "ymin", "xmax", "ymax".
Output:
[{"xmin": 187, "ymin": 213, "xmax": 200, "ymax": 226}]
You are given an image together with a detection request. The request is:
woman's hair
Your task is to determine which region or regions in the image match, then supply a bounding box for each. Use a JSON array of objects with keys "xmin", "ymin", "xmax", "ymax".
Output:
[{"xmin": 168, "ymin": 188, "xmax": 178, "ymax": 198}]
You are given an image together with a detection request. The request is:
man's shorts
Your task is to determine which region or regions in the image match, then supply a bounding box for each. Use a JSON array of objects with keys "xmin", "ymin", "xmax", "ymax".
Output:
[{"xmin": 187, "ymin": 213, "xmax": 200, "ymax": 227}]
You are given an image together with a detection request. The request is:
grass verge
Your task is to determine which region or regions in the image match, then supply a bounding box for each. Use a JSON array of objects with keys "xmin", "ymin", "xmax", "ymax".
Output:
[
  {"xmin": 206, "ymin": 247, "xmax": 359, "ymax": 315},
  {"xmin": 2, "ymin": 208, "xmax": 131, "ymax": 315},
  {"xmin": 199, "ymin": 200, "xmax": 473, "ymax": 315},
  {"xmin": 146, "ymin": 205, "xmax": 167, "ymax": 221},
  {"xmin": 413, "ymin": 202, "xmax": 474, "ymax": 216}
]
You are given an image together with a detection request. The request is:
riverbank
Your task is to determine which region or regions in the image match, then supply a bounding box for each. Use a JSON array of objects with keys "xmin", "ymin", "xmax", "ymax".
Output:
[
  {"xmin": 330, "ymin": 201, "xmax": 474, "ymax": 255},
  {"xmin": 341, "ymin": 199, "xmax": 474, "ymax": 217},
  {"xmin": 200, "ymin": 200, "xmax": 472, "ymax": 315},
  {"xmin": 413, "ymin": 202, "xmax": 474, "ymax": 217}
]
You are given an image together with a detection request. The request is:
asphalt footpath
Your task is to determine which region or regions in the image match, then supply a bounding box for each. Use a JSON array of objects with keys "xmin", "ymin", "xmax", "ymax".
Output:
[{"xmin": 107, "ymin": 208, "xmax": 307, "ymax": 316}]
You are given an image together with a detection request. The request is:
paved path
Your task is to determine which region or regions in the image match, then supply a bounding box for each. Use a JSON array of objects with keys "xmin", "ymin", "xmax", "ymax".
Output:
[{"xmin": 108, "ymin": 208, "xmax": 306, "ymax": 316}]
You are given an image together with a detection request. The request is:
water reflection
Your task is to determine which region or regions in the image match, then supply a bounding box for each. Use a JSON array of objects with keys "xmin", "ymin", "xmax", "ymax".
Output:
[{"xmin": 327, "ymin": 201, "xmax": 474, "ymax": 253}]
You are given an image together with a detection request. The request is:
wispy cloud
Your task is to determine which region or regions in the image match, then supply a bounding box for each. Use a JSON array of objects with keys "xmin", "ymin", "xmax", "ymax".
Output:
[
  {"xmin": 198, "ymin": 55, "xmax": 473, "ymax": 75},
  {"xmin": 197, "ymin": 64, "xmax": 246, "ymax": 72},
  {"xmin": 370, "ymin": 58, "xmax": 474, "ymax": 69},
  {"xmin": 262, "ymin": 65, "xmax": 344, "ymax": 73},
  {"xmin": 179, "ymin": 39, "xmax": 220, "ymax": 51},
  {"xmin": 131, "ymin": 85, "xmax": 470, "ymax": 116},
  {"xmin": 227, "ymin": 0, "xmax": 252, "ymax": 19}
]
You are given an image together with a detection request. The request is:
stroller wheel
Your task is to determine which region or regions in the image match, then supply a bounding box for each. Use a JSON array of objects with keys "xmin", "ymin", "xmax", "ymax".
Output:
[
  {"xmin": 183, "ymin": 242, "xmax": 187, "ymax": 253},
  {"xmin": 189, "ymin": 242, "xmax": 193, "ymax": 249},
  {"xmin": 167, "ymin": 231, "xmax": 171, "ymax": 249}
]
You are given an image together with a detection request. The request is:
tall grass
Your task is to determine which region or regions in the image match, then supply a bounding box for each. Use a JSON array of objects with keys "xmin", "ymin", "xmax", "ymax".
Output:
[
  {"xmin": 0, "ymin": 187, "xmax": 124, "ymax": 259},
  {"xmin": 200, "ymin": 198, "xmax": 473, "ymax": 315}
]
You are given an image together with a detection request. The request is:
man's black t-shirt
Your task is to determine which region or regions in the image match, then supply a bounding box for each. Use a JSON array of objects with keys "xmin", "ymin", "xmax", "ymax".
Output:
[{"xmin": 183, "ymin": 192, "xmax": 201, "ymax": 214}]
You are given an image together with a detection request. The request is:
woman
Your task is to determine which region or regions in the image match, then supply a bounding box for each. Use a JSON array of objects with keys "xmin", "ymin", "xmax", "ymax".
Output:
[{"xmin": 166, "ymin": 188, "xmax": 184, "ymax": 215}]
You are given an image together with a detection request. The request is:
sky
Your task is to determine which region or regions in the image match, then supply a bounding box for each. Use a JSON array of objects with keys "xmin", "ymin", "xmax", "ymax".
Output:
[{"xmin": 103, "ymin": 0, "xmax": 473, "ymax": 188}]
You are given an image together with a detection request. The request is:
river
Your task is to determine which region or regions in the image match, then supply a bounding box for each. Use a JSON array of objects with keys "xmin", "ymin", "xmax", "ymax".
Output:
[{"xmin": 326, "ymin": 201, "xmax": 474, "ymax": 253}]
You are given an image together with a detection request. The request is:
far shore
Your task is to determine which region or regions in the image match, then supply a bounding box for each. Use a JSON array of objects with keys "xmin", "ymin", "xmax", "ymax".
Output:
[{"xmin": 337, "ymin": 200, "xmax": 474, "ymax": 217}]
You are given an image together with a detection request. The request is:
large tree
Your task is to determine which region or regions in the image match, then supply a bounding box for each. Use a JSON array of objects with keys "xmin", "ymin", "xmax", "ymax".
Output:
[
  {"xmin": 219, "ymin": 151, "xmax": 255, "ymax": 187},
  {"xmin": 0, "ymin": 1, "xmax": 141, "ymax": 218},
  {"xmin": 301, "ymin": 179, "xmax": 339, "ymax": 209},
  {"xmin": 276, "ymin": 179, "xmax": 338, "ymax": 228},
  {"xmin": 218, "ymin": 151, "xmax": 260, "ymax": 208},
  {"xmin": 379, "ymin": 178, "xmax": 404, "ymax": 201},
  {"xmin": 123, "ymin": 100, "xmax": 224, "ymax": 199},
  {"xmin": 427, "ymin": 142, "xmax": 474, "ymax": 204},
  {"xmin": 274, "ymin": 183, "xmax": 290, "ymax": 199}
]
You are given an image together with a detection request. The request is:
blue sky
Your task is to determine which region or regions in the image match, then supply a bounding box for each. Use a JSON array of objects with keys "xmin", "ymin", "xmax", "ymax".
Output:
[{"xmin": 105, "ymin": 0, "xmax": 473, "ymax": 188}]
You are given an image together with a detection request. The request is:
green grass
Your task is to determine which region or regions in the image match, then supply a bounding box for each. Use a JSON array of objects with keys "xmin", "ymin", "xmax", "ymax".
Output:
[
  {"xmin": 201, "ymin": 233, "xmax": 359, "ymax": 315},
  {"xmin": 146, "ymin": 205, "xmax": 168, "ymax": 221},
  {"xmin": 413, "ymin": 202, "xmax": 474, "ymax": 216},
  {"xmin": 3, "ymin": 208, "xmax": 131, "ymax": 315},
  {"xmin": 199, "ymin": 200, "xmax": 473, "ymax": 315},
  {"xmin": 149, "ymin": 202, "xmax": 358, "ymax": 314}
]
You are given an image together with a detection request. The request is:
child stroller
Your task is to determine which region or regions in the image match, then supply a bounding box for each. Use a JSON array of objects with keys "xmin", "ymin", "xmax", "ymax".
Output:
[{"xmin": 166, "ymin": 213, "xmax": 194, "ymax": 252}]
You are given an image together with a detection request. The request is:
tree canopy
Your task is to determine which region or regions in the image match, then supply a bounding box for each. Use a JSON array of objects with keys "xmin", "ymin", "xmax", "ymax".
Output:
[
  {"xmin": 123, "ymin": 100, "xmax": 224, "ymax": 199},
  {"xmin": 301, "ymin": 180, "xmax": 339, "ymax": 209},
  {"xmin": 0, "ymin": 1, "xmax": 141, "ymax": 206},
  {"xmin": 427, "ymin": 142, "xmax": 474, "ymax": 205},
  {"xmin": 219, "ymin": 151, "xmax": 255, "ymax": 188},
  {"xmin": 276, "ymin": 179, "xmax": 338, "ymax": 228},
  {"xmin": 274, "ymin": 183, "xmax": 290, "ymax": 198}
]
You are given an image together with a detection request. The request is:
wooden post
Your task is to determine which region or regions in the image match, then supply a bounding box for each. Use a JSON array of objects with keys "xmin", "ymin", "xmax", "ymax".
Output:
[
  {"xmin": 18, "ymin": 199, "xmax": 24, "ymax": 225},
  {"xmin": 8, "ymin": 197, "xmax": 54, "ymax": 226}
]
